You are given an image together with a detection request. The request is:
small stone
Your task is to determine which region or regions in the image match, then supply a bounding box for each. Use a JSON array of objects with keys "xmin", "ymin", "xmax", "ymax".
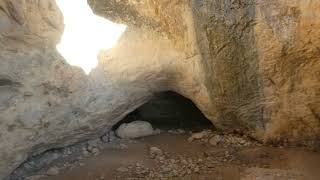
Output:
[
  {"xmin": 82, "ymin": 149, "xmax": 89, "ymax": 156},
  {"xmin": 158, "ymin": 156, "xmax": 165, "ymax": 161},
  {"xmin": 99, "ymin": 176, "xmax": 105, "ymax": 180},
  {"xmin": 209, "ymin": 135, "xmax": 221, "ymax": 146},
  {"xmin": 117, "ymin": 167, "xmax": 129, "ymax": 172},
  {"xmin": 168, "ymin": 130, "xmax": 175, "ymax": 134},
  {"xmin": 136, "ymin": 162, "xmax": 142, "ymax": 167},
  {"xmin": 181, "ymin": 159, "xmax": 188, "ymax": 165},
  {"xmin": 46, "ymin": 166, "xmax": 59, "ymax": 176},
  {"xmin": 188, "ymin": 137, "xmax": 194, "ymax": 142},
  {"xmin": 91, "ymin": 148, "xmax": 100, "ymax": 155},
  {"xmin": 194, "ymin": 167, "xmax": 200, "ymax": 173},
  {"xmin": 177, "ymin": 129, "xmax": 185, "ymax": 134},
  {"xmin": 153, "ymin": 128, "xmax": 161, "ymax": 135},
  {"xmin": 64, "ymin": 149, "xmax": 72, "ymax": 155},
  {"xmin": 162, "ymin": 167, "xmax": 170, "ymax": 173},
  {"xmin": 24, "ymin": 91, "xmax": 33, "ymax": 97},
  {"xmin": 101, "ymin": 135, "xmax": 109, "ymax": 143},
  {"xmin": 149, "ymin": 146, "xmax": 163, "ymax": 158},
  {"xmin": 188, "ymin": 131, "xmax": 208, "ymax": 142},
  {"xmin": 25, "ymin": 175, "xmax": 48, "ymax": 180},
  {"xmin": 170, "ymin": 159, "xmax": 175, "ymax": 163},
  {"xmin": 119, "ymin": 143, "xmax": 128, "ymax": 149},
  {"xmin": 172, "ymin": 169, "xmax": 178, "ymax": 177},
  {"xmin": 79, "ymin": 162, "xmax": 85, "ymax": 166},
  {"xmin": 192, "ymin": 132, "xmax": 205, "ymax": 139},
  {"xmin": 101, "ymin": 131, "xmax": 118, "ymax": 143},
  {"xmin": 87, "ymin": 139, "xmax": 100, "ymax": 150}
]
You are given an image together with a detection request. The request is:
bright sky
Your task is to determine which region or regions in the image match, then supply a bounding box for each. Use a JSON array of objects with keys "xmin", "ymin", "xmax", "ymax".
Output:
[{"xmin": 56, "ymin": 0, "xmax": 126, "ymax": 74}]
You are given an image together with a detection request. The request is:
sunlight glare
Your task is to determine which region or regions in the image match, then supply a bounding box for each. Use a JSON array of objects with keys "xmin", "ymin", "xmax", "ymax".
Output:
[{"xmin": 56, "ymin": 0, "xmax": 126, "ymax": 74}]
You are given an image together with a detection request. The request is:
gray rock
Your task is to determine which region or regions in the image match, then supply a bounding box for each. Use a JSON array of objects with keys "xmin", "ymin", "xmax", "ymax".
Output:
[
  {"xmin": 91, "ymin": 148, "xmax": 100, "ymax": 156},
  {"xmin": 116, "ymin": 167, "xmax": 129, "ymax": 173},
  {"xmin": 46, "ymin": 166, "xmax": 59, "ymax": 176},
  {"xmin": 116, "ymin": 121, "xmax": 154, "ymax": 139},
  {"xmin": 25, "ymin": 175, "xmax": 48, "ymax": 180},
  {"xmin": 149, "ymin": 147, "xmax": 163, "ymax": 157},
  {"xmin": 188, "ymin": 130, "xmax": 211, "ymax": 142},
  {"xmin": 101, "ymin": 131, "xmax": 118, "ymax": 143}
]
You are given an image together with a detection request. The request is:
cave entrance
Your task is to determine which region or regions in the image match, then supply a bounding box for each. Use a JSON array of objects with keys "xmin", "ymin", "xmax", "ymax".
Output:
[{"xmin": 113, "ymin": 91, "xmax": 214, "ymax": 131}]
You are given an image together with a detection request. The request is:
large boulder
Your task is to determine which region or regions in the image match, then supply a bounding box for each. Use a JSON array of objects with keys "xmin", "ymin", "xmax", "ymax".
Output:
[
  {"xmin": 116, "ymin": 121, "xmax": 154, "ymax": 139},
  {"xmin": 0, "ymin": 0, "xmax": 319, "ymax": 179}
]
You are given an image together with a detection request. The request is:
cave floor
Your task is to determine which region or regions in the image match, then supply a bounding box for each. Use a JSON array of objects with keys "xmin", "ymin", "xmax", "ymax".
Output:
[{"xmin": 34, "ymin": 132, "xmax": 320, "ymax": 180}]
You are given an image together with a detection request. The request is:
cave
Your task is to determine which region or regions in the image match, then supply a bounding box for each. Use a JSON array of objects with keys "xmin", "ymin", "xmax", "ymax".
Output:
[
  {"xmin": 1, "ymin": 0, "xmax": 320, "ymax": 179},
  {"xmin": 113, "ymin": 91, "xmax": 214, "ymax": 131}
]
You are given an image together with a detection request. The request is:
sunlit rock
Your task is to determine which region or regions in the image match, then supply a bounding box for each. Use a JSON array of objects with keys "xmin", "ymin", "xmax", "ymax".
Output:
[
  {"xmin": 116, "ymin": 121, "xmax": 154, "ymax": 139},
  {"xmin": 0, "ymin": 0, "xmax": 319, "ymax": 179}
]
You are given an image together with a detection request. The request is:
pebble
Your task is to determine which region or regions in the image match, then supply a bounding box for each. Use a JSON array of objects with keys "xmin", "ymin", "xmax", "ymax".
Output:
[
  {"xmin": 209, "ymin": 135, "xmax": 221, "ymax": 146},
  {"xmin": 119, "ymin": 143, "xmax": 128, "ymax": 149},
  {"xmin": 82, "ymin": 149, "xmax": 90, "ymax": 156},
  {"xmin": 177, "ymin": 129, "xmax": 186, "ymax": 134},
  {"xmin": 79, "ymin": 162, "xmax": 85, "ymax": 166},
  {"xmin": 101, "ymin": 131, "xmax": 118, "ymax": 143},
  {"xmin": 191, "ymin": 132, "xmax": 206, "ymax": 139},
  {"xmin": 91, "ymin": 148, "xmax": 100, "ymax": 155},
  {"xmin": 117, "ymin": 167, "xmax": 129, "ymax": 172},
  {"xmin": 46, "ymin": 166, "xmax": 59, "ymax": 176},
  {"xmin": 149, "ymin": 146, "xmax": 163, "ymax": 158},
  {"xmin": 25, "ymin": 175, "xmax": 48, "ymax": 180},
  {"xmin": 153, "ymin": 128, "xmax": 162, "ymax": 135}
]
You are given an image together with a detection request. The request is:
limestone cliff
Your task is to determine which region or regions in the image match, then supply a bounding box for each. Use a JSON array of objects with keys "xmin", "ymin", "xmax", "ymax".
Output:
[{"xmin": 0, "ymin": 0, "xmax": 319, "ymax": 179}]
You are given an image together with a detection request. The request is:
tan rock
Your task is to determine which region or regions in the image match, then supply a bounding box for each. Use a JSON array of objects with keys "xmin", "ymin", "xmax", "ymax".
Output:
[
  {"xmin": 89, "ymin": 0, "xmax": 320, "ymax": 144},
  {"xmin": 0, "ymin": 0, "xmax": 319, "ymax": 179},
  {"xmin": 209, "ymin": 135, "xmax": 222, "ymax": 146}
]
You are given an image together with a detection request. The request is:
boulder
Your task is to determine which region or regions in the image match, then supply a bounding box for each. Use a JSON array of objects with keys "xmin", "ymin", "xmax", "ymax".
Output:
[{"xmin": 116, "ymin": 121, "xmax": 154, "ymax": 139}]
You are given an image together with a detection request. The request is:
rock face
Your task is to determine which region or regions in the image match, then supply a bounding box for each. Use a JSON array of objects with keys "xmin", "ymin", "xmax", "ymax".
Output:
[
  {"xmin": 194, "ymin": 0, "xmax": 320, "ymax": 144},
  {"xmin": 89, "ymin": 0, "xmax": 320, "ymax": 143},
  {"xmin": 0, "ymin": 0, "xmax": 319, "ymax": 179},
  {"xmin": 0, "ymin": 0, "xmax": 164, "ymax": 178}
]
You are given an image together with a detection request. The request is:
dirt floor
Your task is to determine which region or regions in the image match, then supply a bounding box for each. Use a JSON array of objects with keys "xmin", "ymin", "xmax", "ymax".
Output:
[{"xmin": 16, "ymin": 130, "xmax": 320, "ymax": 180}]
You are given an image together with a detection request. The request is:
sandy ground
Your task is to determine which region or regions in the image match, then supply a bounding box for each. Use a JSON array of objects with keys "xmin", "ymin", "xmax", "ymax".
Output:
[{"xmin": 34, "ymin": 133, "xmax": 320, "ymax": 180}]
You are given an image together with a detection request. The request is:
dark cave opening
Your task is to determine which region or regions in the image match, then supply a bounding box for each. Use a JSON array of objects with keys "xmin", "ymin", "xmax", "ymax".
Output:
[{"xmin": 113, "ymin": 91, "xmax": 214, "ymax": 131}]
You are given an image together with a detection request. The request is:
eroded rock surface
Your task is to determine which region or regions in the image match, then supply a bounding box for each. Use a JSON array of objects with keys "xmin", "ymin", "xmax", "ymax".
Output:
[
  {"xmin": 0, "ymin": 0, "xmax": 319, "ymax": 179},
  {"xmin": 89, "ymin": 0, "xmax": 320, "ymax": 143}
]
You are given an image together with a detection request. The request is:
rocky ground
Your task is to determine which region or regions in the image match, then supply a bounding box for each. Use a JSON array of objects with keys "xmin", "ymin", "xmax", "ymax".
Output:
[{"xmin": 9, "ymin": 124, "xmax": 320, "ymax": 180}]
